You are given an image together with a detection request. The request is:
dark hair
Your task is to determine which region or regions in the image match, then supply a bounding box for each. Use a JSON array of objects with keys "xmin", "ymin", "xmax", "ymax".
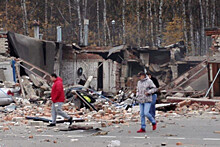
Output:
[
  {"xmin": 51, "ymin": 73, "xmax": 57, "ymax": 78},
  {"xmin": 146, "ymin": 73, "xmax": 152, "ymax": 76},
  {"xmin": 138, "ymin": 71, "xmax": 146, "ymax": 77}
]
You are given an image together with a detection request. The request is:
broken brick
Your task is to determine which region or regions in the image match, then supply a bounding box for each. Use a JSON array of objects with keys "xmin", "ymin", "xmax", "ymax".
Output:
[{"xmin": 176, "ymin": 142, "xmax": 183, "ymax": 145}]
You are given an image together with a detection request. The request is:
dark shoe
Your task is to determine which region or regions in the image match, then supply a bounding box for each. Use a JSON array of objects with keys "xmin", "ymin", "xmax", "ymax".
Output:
[
  {"xmin": 47, "ymin": 123, "xmax": 56, "ymax": 127},
  {"xmin": 68, "ymin": 117, "xmax": 73, "ymax": 126},
  {"xmin": 152, "ymin": 123, "xmax": 157, "ymax": 130},
  {"xmin": 137, "ymin": 128, "xmax": 146, "ymax": 133}
]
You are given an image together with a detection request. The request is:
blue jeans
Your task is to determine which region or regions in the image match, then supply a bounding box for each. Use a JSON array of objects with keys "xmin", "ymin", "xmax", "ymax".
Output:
[
  {"xmin": 150, "ymin": 94, "xmax": 157, "ymax": 118},
  {"xmin": 139, "ymin": 102, "xmax": 156, "ymax": 129}
]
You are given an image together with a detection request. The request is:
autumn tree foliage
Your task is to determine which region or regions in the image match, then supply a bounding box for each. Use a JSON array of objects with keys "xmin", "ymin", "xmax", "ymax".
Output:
[{"xmin": 0, "ymin": 0, "xmax": 219, "ymax": 56}]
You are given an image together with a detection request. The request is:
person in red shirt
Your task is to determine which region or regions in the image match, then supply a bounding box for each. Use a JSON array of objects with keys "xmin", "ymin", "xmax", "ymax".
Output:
[{"xmin": 47, "ymin": 73, "xmax": 72, "ymax": 127}]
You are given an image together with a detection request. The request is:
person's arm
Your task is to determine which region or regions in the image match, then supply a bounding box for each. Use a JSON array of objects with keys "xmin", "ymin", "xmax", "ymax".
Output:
[
  {"xmin": 146, "ymin": 79, "xmax": 157, "ymax": 95},
  {"xmin": 154, "ymin": 77, "xmax": 160, "ymax": 88},
  {"xmin": 136, "ymin": 82, "xmax": 139, "ymax": 97}
]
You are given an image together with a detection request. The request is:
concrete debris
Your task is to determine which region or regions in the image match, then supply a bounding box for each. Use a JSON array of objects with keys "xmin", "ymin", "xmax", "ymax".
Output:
[
  {"xmin": 70, "ymin": 139, "xmax": 79, "ymax": 142},
  {"xmin": 92, "ymin": 131, "xmax": 108, "ymax": 136},
  {"xmin": 60, "ymin": 125, "xmax": 93, "ymax": 131},
  {"xmin": 108, "ymin": 140, "xmax": 121, "ymax": 147}
]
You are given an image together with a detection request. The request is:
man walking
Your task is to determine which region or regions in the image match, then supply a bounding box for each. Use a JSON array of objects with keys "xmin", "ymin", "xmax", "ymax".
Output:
[
  {"xmin": 47, "ymin": 73, "xmax": 72, "ymax": 127},
  {"xmin": 136, "ymin": 72, "xmax": 157, "ymax": 133},
  {"xmin": 147, "ymin": 73, "xmax": 159, "ymax": 119}
]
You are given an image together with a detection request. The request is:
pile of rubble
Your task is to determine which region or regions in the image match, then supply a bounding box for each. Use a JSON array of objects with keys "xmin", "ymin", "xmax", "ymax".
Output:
[
  {"xmin": 175, "ymin": 101, "xmax": 220, "ymax": 115},
  {"xmin": 157, "ymin": 100, "xmax": 220, "ymax": 117},
  {"xmin": 0, "ymin": 70, "xmax": 220, "ymax": 132},
  {"xmin": 20, "ymin": 74, "xmax": 51, "ymax": 102}
]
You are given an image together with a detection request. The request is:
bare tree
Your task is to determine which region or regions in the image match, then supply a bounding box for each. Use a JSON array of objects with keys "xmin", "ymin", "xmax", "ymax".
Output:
[
  {"xmin": 145, "ymin": 0, "xmax": 149, "ymax": 45},
  {"xmin": 199, "ymin": 0, "xmax": 205, "ymax": 55},
  {"xmin": 45, "ymin": 0, "xmax": 48, "ymax": 39},
  {"xmin": 122, "ymin": 0, "xmax": 126, "ymax": 45},
  {"xmin": 205, "ymin": 0, "xmax": 209, "ymax": 54},
  {"xmin": 205, "ymin": 0, "xmax": 209, "ymax": 26},
  {"xmin": 103, "ymin": 0, "xmax": 107, "ymax": 46},
  {"xmin": 211, "ymin": 0, "xmax": 216, "ymax": 27},
  {"xmin": 21, "ymin": 0, "xmax": 29, "ymax": 36},
  {"xmin": 188, "ymin": 0, "xmax": 195, "ymax": 55},
  {"xmin": 182, "ymin": 0, "xmax": 188, "ymax": 55},
  {"xmin": 196, "ymin": 31, "xmax": 201, "ymax": 55},
  {"xmin": 68, "ymin": 0, "xmax": 72, "ymax": 24},
  {"xmin": 50, "ymin": 0, "xmax": 53, "ymax": 21},
  {"xmin": 149, "ymin": 0, "xmax": 154, "ymax": 47},
  {"xmin": 5, "ymin": 0, "xmax": 8, "ymax": 31},
  {"xmin": 76, "ymin": 0, "xmax": 83, "ymax": 45},
  {"xmin": 158, "ymin": 0, "xmax": 163, "ymax": 47},
  {"xmin": 106, "ymin": 22, "xmax": 112, "ymax": 46},
  {"xmin": 154, "ymin": 2, "xmax": 158, "ymax": 46},
  {"xmin": 83, "ymin": 0, "xmax": 87, "ymax": 19},
  {"xmin": 137, "ymin": 0, "xmax": 140, "ymax": 48},
  {"xmin": 97, "ymin": 0, "xmax": 100, "ymax": 46}
]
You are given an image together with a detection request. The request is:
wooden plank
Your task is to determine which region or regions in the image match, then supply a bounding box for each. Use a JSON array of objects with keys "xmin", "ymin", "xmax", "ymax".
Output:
[
  {"xmin": 16, "ymin": 58, "xmax": 51, "ymax": 82},
  {"xmin": 29, "ymin": 67, "xmax": 35, "ymax": 71},
  {"xmin": 15, "ymin": 63, "xmax": 26, "ymax": 99}
]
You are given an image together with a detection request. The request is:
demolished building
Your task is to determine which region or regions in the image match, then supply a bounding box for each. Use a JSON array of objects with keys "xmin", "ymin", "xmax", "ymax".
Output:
[
  {"xmin": 205, "ymin": 28, "xmax": 220, "ymax": 98},
  {"xmin": 0, "ymin": 31, "xmax": 196, "ymax": 94}
]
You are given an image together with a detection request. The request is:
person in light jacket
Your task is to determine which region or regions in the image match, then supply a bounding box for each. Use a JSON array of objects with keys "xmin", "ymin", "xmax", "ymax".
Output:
[{"xmin": 136, "ymin": 71, "xmax": 157, "ymax": 133}]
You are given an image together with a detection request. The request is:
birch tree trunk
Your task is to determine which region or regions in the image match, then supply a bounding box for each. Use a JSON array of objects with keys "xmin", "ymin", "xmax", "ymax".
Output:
[
  {"xmin": 205, "ymin": 0, "xmax": 209, "ymax": 26},
  {"xmin": 83, "ymin": 0, "xmax": 87, "ymax": 19},
  {"xmin": 211, "ymin": 0, "xmax": 216, "ymax": 27},
  {"xmin": 199, "ymin": 0, "xmax": 205, "ymax": 55},
  {"xmin": 21, "ymin": 0, "xmax": 29, "ymax": 36},
  {"xmin": 106, "ymin": 23, "xmax": 112, "ymax": 46},
  {"xmin": 76, "ymin": 0, "xmax": 83, "ymax": 45},
  {"xmin": 103, "ymin": 0, "xmax": 107, "ymax": 46},
  {"xmin": 188, "ymin": 0, "xmax": 195, "ymax": 56},
  {"xmin": 97, "ymin": 0, "xmax": 100, "ymax": 46},
  {"xmin": 5, "ymin": 0, "xmax": 8, "ymax": 31},
  {"xmin": 196, "ymin": 31, "xmax": 201, "ymax": 55},
  {"xmin": 149, "ymin": 0, "xmax": 154, "ymax": 47},
  {"xmin": 145, "ymin": 0, "xmax": 149, "ymax": 46},
  {"xmin": 137, "ymin": 0, "xmax": 140, "ymax": 48},
  {"xmin": 205, "ymin": 0, "xmax": 209, "ymax": 54},
  {"xmin": 68, "ymin": 0, "xmax": 72, "ymax": 24},
  {"xmin": 50, "ymin": 0, "xmax": 53, "ymax": 38},
  {"xmin": 158, "ymin": 0, "xmax": 163, "ymax": 47},
  {"xmin": 122, "ymin": 0, "xmax": 126, "ymax": 45},
  {"xmin": 50, "ymin": 0, "xmax": 53, "ymax": 21},
  {"xmin": 154, "ymin": 2, "xmax": 158, "ymax": 47},
  {"xmin": 182, "ymin": 0, "xmax": 188, "ymax": 55},
  {"xmin": 45, "ymin": 0, "xmax": 48, "ymax": 40},
  {"xmin": 83, "ymin": 0, "xmax": 87, "ymax": 43}
]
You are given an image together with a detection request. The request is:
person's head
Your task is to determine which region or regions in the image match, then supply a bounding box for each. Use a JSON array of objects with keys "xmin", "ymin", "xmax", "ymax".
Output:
[
  {"xmin": 147, "ymin": 73, "xmax": 152, "ymax": 79},
  {"xmin": 51, "ymin": 73, "xmax": 57, "ymax": 82},
  {"xmin": 138, "ymin": 71, "xmax": 146, "ymax": 80}
]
